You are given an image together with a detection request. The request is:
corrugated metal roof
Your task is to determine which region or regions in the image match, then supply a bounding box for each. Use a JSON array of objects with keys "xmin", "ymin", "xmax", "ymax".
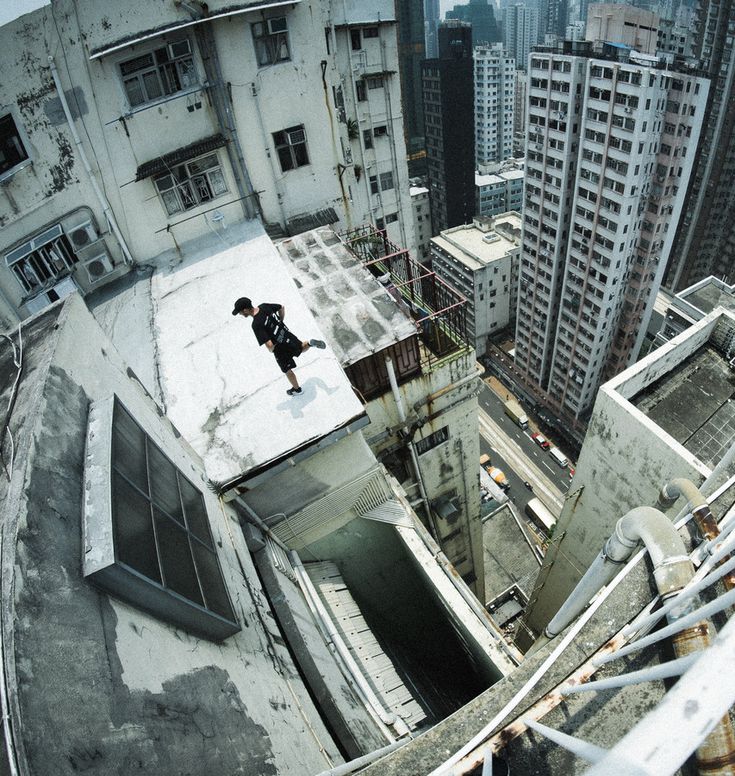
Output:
[{"xmin": 135, "ymin": 134, "xmax": 226, "ymax": 181}]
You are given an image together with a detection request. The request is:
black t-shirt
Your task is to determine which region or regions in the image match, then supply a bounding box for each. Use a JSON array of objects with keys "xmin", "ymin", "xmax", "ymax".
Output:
[{"xmin": 251, "ymin": 303, "xmax": 289, "ymax": 347}]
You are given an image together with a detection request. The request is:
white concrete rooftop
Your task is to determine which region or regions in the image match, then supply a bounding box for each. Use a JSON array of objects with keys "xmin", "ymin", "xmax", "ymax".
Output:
[
  {"xmin": 277, "ymin": 227, "xmax": 418, "ymax": 367},
  {"xmin": 89, "ymin": 219, "xmax": 364, "ymax": 486},
  {"xmin": 432, "ymin": 214, "xmax": 522, "ymax": 271}
]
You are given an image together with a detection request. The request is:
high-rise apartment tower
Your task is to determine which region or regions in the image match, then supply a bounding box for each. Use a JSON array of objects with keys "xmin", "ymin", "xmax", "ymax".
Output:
[
  {"xmin": 515, "ymin": 43, "xmax": 708, "ymax": 425},
  {"xmin": 474, "ymin": 44, "xmax": 516, "ymax": 167},
  {"xmin": 422, "ymin": 21, "xmax": 476, "ymax": 232}
]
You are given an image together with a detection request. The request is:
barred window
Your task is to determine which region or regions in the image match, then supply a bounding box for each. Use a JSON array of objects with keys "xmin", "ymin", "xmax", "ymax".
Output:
[
  {"xmin": 154, "ymin": 153, "xmax": 227, "ymax": 215},
  {"xmin": 0, "ymin": 113, "xmax": 30, "ymax": 179}
]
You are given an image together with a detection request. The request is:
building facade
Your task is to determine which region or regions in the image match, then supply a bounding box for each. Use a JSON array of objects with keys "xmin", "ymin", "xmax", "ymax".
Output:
[
  {"xmin": 474, "ymin": 44, "xmax": 517, "ymax": 167},
  {"xmin": 431, "ymin": 214, "xmax": 522, "ymax": 355},
  {"xmin": 411, "ymin": 184, "xmax": 433, "ymax": 261},
  {"xmin": 585, "ymin": 3, "xmax": 660, "ymax": 54},
  {"xmin": 422, "ymin": 21, "xmax": 476, "ymax": 233},
  {"xmin": 424, "ymin": 0, "xmax": 441, "ymax": 58},
  {"xmin": 502, "ymin": 4, "xmax": 541, "ymax": 69},
  {"xmin": 514, "ymin": 44, "xmax": 707, "ymax": 425},
  {"xmin": 446, "ymin": 0, "xmax": 502, "ymax": 45},
  {"xmin": 663, "ymin": 0, "xmax": 735, "ymax": 291},
  {"xmin": 395, "ymin": 0, "xmax": 426, "ymax": 163},
  {"xmin": 0, "ymin": 0, "xmax": 416, "ymax": 326},
  {"xmin": 475, "ymin": 169, "xmax": 525, "ymax": 217}
]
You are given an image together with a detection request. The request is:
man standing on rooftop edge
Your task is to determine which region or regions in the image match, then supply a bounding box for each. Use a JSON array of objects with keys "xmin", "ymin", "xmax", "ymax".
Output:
[{"xmin": 232, "ymin": 297, "xmax": 326, "ymax": 396}]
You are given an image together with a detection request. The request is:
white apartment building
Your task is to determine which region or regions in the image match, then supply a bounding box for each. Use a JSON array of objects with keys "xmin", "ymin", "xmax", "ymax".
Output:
[
  {"xmin": 0, "ymin": 0, "xmax": 415, "ymax": 325},
  {"xmin": 410, "ymin": 184, "xmax": 432, "ymax": 261},
  {"xmin": 431, "ymin": 213, "xmax": 522, "ymax": 355},
  {"xmin": 474, "ymin": 44, "xmax": 516, "ymax": 166},
  {"xmin": 475, "ymin": 169, "xmax": 524, "ymax": 217},
  {"xmin": 515, "ymin": 44, "xmax": 708, "ymax": 425},
  {"xmin": 502, "ymin": 4, "xmax": 540, "ymax": 69}
]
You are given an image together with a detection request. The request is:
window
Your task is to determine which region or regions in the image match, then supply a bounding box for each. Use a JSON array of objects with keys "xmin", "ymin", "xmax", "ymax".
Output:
[
  {"xmin": 356, "ymin": 79, "xmax": 367, "ymax": 102},
  {"xmin": 6, "ymin": 224, "xmax": 78, "ymax": 294},
  {"xmin": 369, "ymin": 175, "xmax": 379, "ymax": 194},
  {"xmin": 0, "ymin": 114, "xmax": 30, "ymax": 179},
  {"xmin": 252, "ymin": 16, "xmax": 290, "ymax": 66},
  {"xmin": 373, "ymin": 125, "xmax": 388, "ymax": 137},
  {"xmin": 379, "ymin": 171, "xmax": 394, "ymax": 191},
  {"xmin": 154, "ymin": 152, "xmax": 227, "ymax": 215},
  {"xmin": 416, "ymin": 426, "xmax": 449, "ymax": 455},
  {"xmin": 351, "ymin": 29, "xmax": 361, "ymax": 50},
  {"xmin": 366, "ymin": 76, "xmax": 384, "ymax": 90},
  {"xmin": 83, "ymin": 397, "xmax": 239, "ymax": 641},
  {"xmin": 119, "ymin": 40, "xmax": 197, "ymax": 108},
  {"xmin": 363, "ymin": 26, "xmax": 379, "ymax": 38},
  {"xmin": 385, "ymin": 212, "xmax": 398, "ymax": 223},
  {"xmin": 363, "ymin": 129, "xmax": 373, "ymax": 149},
  {"xmin": 273, "ymin": 125, "xmax": 309, "ymax": 172}
]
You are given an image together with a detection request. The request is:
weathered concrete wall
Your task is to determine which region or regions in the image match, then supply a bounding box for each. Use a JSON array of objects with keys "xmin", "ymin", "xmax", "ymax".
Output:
[
  {"xmin": 523, "ymin": 322, "xmax": 714, "ymax": 637},
  {"xmin": 1, "ymin": 297, "xmax": 344, "ymax": 775},
  {"xmin": 363, "ymin": 352, "xmax": 485, "ymax": 599}
]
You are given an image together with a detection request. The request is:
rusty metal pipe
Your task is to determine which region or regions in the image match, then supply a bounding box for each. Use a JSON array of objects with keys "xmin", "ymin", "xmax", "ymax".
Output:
[{"xmin": 658, "ymin": 478, "xmax": 735, "ymax": 590}]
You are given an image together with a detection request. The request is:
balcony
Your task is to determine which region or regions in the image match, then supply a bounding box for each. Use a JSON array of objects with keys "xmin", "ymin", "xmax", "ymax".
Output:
[{"xmin": 339, "ymin": 225, "xmax": 471, "ymax": 371}]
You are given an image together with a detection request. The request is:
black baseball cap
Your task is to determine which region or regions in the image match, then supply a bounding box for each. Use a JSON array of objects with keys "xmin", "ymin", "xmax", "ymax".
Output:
[{"xmin": 232, "ymin": 297, "xmax": 252, "ymax": 316}]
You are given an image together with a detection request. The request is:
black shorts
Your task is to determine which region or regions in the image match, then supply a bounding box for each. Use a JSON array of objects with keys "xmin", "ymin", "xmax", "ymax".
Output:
[{"xmin": 273, "ymin": 332, "xmax": 303, "ymax": 372}]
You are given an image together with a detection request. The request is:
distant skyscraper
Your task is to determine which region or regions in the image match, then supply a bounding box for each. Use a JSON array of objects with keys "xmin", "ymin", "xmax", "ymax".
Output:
[
  {"xmin": 545, "ymin": 0, "xmax": 569, "ymax": 37},
  {"xmin": 502, "ymin": 4, "xmax": 540, "ymax": 69},
  {"xmin": 425, "ymin": 0, "xmax": 441, "ymax": 58},
  {"xmin": 515, "ymin": 45, "xmax": 708, "ymax": 426},
  {"xmin": 474, "ymin": 44, "xmax": 516, "ymax": 167},
  {"xmin": 446, "ymin": 0, "xmax": 502, "ymax": 45},
  {"xmin": 422, "ymin": 21, "xmax": 475, "ymax": 232},
  {"xmin": 395, "ymin": 0, "xmax": 426, "ymax": 161},
  {"xmin": 663, "ymin": 0, "xmax": 735, "ymax": 291}
]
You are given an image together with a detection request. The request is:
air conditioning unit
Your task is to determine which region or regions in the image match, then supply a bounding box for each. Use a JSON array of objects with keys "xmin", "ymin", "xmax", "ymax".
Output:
[
  {"xmin": 83, "ymin": 252, "xmax": 115, "ymax": 284},
  {"xmin": 62, "ymin": 214, "xmax": 100, "ymax": 252},
  {"xmin": 168, "ymin": 39, "xmax": 191, "ymax": 58}
]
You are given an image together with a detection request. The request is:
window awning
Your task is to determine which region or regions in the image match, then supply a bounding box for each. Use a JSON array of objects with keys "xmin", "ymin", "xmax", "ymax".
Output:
[
  {"xmin": 135, "ymin": 135, "xmax": 227, "ymax": 181},
  {"xmin": 89, "ymin": 0, "xmax": 301, "ymax": 60}
]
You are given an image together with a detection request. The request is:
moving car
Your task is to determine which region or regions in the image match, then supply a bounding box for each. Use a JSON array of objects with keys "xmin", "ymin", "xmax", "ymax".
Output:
[{"xmin": 531, "ymin": 432, "xmax": 550, "ymax": 450}]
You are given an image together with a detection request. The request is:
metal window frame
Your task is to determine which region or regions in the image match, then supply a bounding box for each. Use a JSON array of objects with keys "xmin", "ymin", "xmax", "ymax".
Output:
[{"xmin": 83, "ymin": 395, "xmax": 240, "ymax": 641}]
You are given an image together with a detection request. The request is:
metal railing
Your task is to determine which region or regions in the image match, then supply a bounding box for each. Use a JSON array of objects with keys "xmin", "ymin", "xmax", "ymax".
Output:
[
  {"xmin": 430, "ymin": 493, "xmax": 735, "ymax": 775},
  {"xmin": 339, "ymin": 224, "xmax": 471, "ymax": 371}
]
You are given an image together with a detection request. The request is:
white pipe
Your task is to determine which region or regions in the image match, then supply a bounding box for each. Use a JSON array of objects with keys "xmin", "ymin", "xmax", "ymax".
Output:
[
  {"xmin": 657, "ymin": 477, "xmax": 708, "ymax": 511},
  {"xmin": 537, "ymin": 507, "xmax": 692, "ymax": 646},
  {"xmin": 290, "ymin": 552, "xmax": 403, "ymax": 732},
  {"xmin": 48, "ymin": 57, "xmax": 134, "ymax": 266},
  {"xmin": 313, "ymin": 739, "xmax": 408, "ymax": 776}
]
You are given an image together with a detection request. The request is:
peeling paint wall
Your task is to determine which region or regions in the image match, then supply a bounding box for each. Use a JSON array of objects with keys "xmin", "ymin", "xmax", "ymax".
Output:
[
  {"xmin": 0, "ymin": 0, "xmax": 415, "ymax": 320},
  {"xmin": 1, "ymin": 297, "xmax": 343, "ymax": 775}
]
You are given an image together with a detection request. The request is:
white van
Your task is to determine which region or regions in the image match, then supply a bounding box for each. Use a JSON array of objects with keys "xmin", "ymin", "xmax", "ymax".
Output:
[{"xmin": 549, "ymin": 447, "xmax": 568, "ymax": 467}]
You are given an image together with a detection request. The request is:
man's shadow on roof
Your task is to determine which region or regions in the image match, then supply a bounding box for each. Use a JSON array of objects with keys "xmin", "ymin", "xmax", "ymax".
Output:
[{"xmin": 276, "ymin": 376, "xmax": 340, "ymax": 419}]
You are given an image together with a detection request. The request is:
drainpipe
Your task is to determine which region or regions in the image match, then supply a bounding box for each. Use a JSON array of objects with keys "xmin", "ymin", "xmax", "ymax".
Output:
[
  {"xmin": 385, "ymin": 356, "xmax": 434, "ymax": 532},
  {"xmin": 48, "ymin": 57, "xmax": 134, "ymax": 266},
  {"xmin": 532, "ymin": 506, "xmax": 735, "ymax": 775},
  {"xmin": 657, "ymin": 478, "xmax": 735, "ymax": 590}
]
